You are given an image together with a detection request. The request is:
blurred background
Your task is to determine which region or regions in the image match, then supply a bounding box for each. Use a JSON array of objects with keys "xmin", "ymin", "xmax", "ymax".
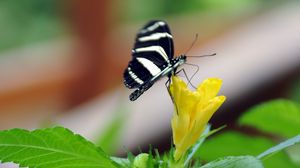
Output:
[{"xmin": 1, "ymin": 0, "xmax": 300, "ymax": 166}]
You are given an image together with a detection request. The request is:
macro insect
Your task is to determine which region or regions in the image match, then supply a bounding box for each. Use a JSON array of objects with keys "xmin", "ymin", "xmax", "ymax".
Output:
[{"xmin": 123, "ymin": 20, "xmax": 214, "ymax": 101}]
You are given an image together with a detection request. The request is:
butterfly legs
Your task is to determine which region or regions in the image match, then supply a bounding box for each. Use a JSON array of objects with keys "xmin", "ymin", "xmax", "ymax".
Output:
[
  {"xmin": 165, "ymin": 77, "xmax": 172, "ymax": 99},
  {"xmin": 175, "ymin": 68, "xmax": 198, "ymax": 89}
]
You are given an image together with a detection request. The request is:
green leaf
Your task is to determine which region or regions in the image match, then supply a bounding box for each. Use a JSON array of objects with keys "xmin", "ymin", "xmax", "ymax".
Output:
[
  {"xmin": 95, "ymin": 116, "xmax": 124, "ymax": 154},
  {"xmin": 286, "ymin": 144, "xmax": 300, "ymax": 165},
  {"xmin": 111, "ymin": 157, "xmax": 130, "ymax": 167},
  {"xmin": 257, "ymin": 134, "xmax": 300, "ymax": 159},
  {"xmin": 185, "ymin": 125, "xmax": 225, "ymax": 166},
  {"xmin": 95, "ymin": 107, "xmax": 127, "ymax": 154},
  {"xmin": 197, "ymin": 131, "xmax": 298, "ymax": 168},
  {"xmin": 0, "ymin": 127, "xmax": 118, "ymax": 168},
  {"xmin": 94, "ymin": 101, "xmax": 129, "ymax": 155},
  {"xmin": 185, "ymin": 124, "xmax": 211, "ymax": 166},
  {"xmin": 239, "ymin": 99, "xmax": 300, "ymax": 138},
  {"xmin": 200, "ymin": 156, "xmax": 263, "ymax": 168},
  {"xmin": 288, "ymin": 78, "xmax": 300, "ymax": 103}
]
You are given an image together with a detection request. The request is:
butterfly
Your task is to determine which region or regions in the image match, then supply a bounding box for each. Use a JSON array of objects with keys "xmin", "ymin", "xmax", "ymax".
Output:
[{"xmin": 123, "ymin": 20, "xmax": 187, "ymax": 101}]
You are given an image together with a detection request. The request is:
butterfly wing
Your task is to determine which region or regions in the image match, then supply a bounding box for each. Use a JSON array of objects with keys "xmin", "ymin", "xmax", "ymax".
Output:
[
  {"xmin": 124, "ymin": 20, "xmax": 174, "ymax": 89},
  {"xmin": 135, "ymin": 20, "xmax": 174, "ymax": 60}
]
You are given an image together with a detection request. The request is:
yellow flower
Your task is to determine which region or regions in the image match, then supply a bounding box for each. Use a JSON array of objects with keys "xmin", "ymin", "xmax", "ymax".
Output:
[{"xmin": 169, "ymin": 75, "xmax": 226, "ymax": 161}]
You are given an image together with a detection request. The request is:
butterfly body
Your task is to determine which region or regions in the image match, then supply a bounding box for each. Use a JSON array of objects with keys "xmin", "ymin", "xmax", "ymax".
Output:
[
  {"xmin": 124, "ymin": 20, "xmax": 185, "ymax": 101},
  {"xmin": 128, "ymin": 55, "xmax": 186, "ymax": 101}
]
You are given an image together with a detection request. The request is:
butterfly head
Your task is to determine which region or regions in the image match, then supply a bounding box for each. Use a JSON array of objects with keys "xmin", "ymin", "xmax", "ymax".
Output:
[
  {"xmin": 176, "ymin": 55, "xmax": 187, "ymax": 66},
  {"xmin": 169, "ymin": 55, "xmax": 187, "ymax": 74}
]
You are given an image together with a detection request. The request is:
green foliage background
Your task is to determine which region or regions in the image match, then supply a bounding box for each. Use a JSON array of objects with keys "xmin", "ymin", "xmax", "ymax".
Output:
[
  {"xmin": 197, "ymin": 99, "xmax": 300, "ymax": 168},
  {"xmin": 0, "ymin": 99, "xmax": 299, "ymax": 167},
  {"xmin": 0, "ymin": 0, "xmax": 65, "ymax": 52}
]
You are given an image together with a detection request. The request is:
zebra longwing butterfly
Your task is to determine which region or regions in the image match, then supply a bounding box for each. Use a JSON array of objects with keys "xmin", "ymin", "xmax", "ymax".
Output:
[{"xmin": 124, "ymin": 20, "xmax": 186, "ymax": 101}]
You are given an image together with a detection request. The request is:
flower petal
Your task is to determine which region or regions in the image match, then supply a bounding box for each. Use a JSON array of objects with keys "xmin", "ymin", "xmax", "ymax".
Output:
[
  {"xmin": 169, "ymin": 76, "xmax": 226, "ymax": 161},
  {"xmin": 195, "ymin": 96, "xmax": 226, "ymax": 124},
  {"xmin": 170, "ymin": 76, "xmax": 187, "ymax": 104},
  {"xmin": 170, "ymin": 76, "xmax": 200, "ymax": 116},
  {"xmin": 197, "ymin": 78, "xmax": 223, "ymax": 104}
]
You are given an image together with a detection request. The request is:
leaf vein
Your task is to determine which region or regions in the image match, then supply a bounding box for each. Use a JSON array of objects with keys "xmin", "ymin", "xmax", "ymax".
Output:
[{"xmin": 0, "ymin": 144, "xmax": 100, "ymax": 163}]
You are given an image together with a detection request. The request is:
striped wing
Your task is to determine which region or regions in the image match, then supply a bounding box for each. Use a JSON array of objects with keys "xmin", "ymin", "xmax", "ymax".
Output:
[{"xmin": 124, "ymin": 20, "xmax": 174, "ymax": 89}]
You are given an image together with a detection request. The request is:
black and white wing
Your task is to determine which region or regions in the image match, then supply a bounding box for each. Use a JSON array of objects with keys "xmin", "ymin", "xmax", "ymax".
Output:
[{"xmin": 124, "ymin": 20, "xmax": 174, "ymax": 89}]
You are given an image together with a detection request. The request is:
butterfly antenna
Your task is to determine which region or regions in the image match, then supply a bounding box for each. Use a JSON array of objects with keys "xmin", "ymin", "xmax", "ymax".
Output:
[
  {"xmin": 184, "ymin": 34, "xmax": 199, "ymax": 55},
  {"xmin": 186, "ymin": 53, "xmax": 217, "ymax": 58}
]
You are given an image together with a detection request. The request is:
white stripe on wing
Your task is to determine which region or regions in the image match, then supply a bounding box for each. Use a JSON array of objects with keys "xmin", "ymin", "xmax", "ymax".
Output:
[
  {"xmin": 127, "ymin": 67, "xmax": 144, "ymax": 85},
  {"xmin": 138, "ymin": 32, "xmax": 172, "ymax": 42},
  {"xmin": 140, "ymin": 21, "xmax": 166, "ymax": 34},
  {"xmin": 136, "ymin": 57, "xmax": 161, "ymax": 76},
  {"xmin": 135, "ymin": 46, "xmax": 169, "ymax": 63}
]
